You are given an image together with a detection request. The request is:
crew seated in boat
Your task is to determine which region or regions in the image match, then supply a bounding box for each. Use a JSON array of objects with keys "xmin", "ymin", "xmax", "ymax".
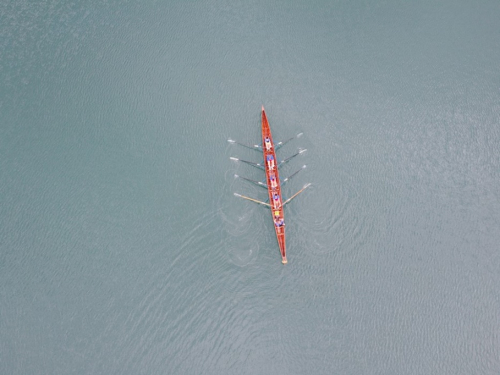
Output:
[
  {"xmin": 264, "ymin": 137, "xmax": 272, "ymax": 150},
  {"xmin": 269, "ymin": 175, "xmax": 277, "ymax": 189},
  {"xmin": 266, "ymin": 155, "xmax": 275, "ymax": 170},
  {"xmin": 273, "ymin": 193, "xmax": 281, "ymax": 207},
  {"xmin": 275, "ymin": 218, "xmax": 284, "ymax": 227},
  {"xmin": 274, "ymin": 210, "xmax": 280, "ymax": 220}
]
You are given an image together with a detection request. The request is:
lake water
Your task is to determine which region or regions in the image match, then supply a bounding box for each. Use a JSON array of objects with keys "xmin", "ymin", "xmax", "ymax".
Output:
[{"xmin": 1, "ymin": 1, "xmax": 499, "ymax": 374}]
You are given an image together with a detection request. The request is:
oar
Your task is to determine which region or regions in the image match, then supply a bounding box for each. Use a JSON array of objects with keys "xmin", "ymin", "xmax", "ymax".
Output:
[
  {"xmin": 279, "ymin": 149, "xmax": 307, "ymax": 167},
  {"xmin": 282, "ymin": 183, "xmax": 312, "ymax": 206},
  {"xmin": 230, "ymin": 157, "xmax": 264, "ymax": 169},
  {"xmin": 281, "ymin": 165, "xmax": 306, "ymax": 186},
  {"xmin": 275, "ymin": 133, "xmax": 303, "ymax": 150},
  {"xmin": 228, "ymin": 139, "xmax": 261, "ymax": 151},
  {"xmin": 235, "ymin": 174, "xmax": 267, "ymax": 189},
  {"xmin": 234, "ymin": 193, "xmax": 271, "ymax": 207}
]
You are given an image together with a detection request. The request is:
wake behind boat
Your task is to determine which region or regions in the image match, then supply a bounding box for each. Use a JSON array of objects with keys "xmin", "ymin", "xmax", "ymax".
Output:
[{"xmin": 229, "ymin": 106, "xmax": 311, "ymax": 264}]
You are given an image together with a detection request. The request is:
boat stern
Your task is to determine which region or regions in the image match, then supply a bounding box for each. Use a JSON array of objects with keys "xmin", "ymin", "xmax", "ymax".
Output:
[{"xmin": 278, "ymin": 235, "xmax": 287, "ymax": 264}]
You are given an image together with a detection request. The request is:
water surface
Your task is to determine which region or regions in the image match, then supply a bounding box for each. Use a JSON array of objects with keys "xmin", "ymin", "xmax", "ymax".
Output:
[{"xmin": 1, "ymin": 1, "xmax": 499, "ymax": 374}]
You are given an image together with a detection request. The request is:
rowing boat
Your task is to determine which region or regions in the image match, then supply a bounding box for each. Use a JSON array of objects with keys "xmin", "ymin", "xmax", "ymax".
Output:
[
  {"xmin": 229, "ymin": 107, "xmax": 311, "ymax": 264},
  {"xmin": 261, "ymin": 107, "xmax": 287, "ymax": 262}
]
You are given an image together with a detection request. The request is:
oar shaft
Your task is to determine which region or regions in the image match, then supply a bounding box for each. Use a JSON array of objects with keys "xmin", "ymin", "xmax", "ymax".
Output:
[
  {"xmin": 234, "ymin": 193, "xmax": 271, "ymax": 207},
  {"xmin": 235, "ymin": 175, "xmax": 267, "ymax": 188},
  {"xmin": 282, "ymin": 165, "xmax": 306, "ymax": 185},
  {"xmin": 276, "ymin": 133, "xmax": 303, "ymax": 150},
  {"xmin": 228, "ymin": 139, "xmax": 261, "ymax": 151},
  {"xmin": 279, "ymin": 149, "xmax": 307, "ymax": 166},
  {"xmin": 283, "ymin": 183, "xmax": 311, "ymax": 206},
  {"xmin": 230, "ymin": 157, "xmax": 264, "ymax": 169}
]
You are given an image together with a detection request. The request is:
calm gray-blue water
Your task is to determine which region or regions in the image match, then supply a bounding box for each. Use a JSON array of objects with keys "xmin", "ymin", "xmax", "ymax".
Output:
[{"xmin": 1, "ymin": 1, "xmax": 499, "ymax": 374}]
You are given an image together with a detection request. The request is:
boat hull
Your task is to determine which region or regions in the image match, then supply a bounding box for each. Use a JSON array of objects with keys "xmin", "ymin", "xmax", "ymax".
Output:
[{"xmin": 261, "ymin": 107, "xmax": 287, "ymax": 264}]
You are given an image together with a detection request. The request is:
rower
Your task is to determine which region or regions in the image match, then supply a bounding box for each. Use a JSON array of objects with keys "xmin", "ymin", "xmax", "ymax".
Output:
[
  {"xmin": 269, "ymin": 174, "xmax": 277, "ymax": 189},
  {"xmin": 264, "ymin": 137, "xmax": 272, "ymax": 151},
  {"xmin": 266, "ymin": 155, "xmax": 275, "ymax": 170},
  {"xmin": 275, "ymin": 218, "xmax": 284, "ymax": 227},
  {"xmin": 273, "ymin": 193, "xmax": 281, "ymax": 208}
]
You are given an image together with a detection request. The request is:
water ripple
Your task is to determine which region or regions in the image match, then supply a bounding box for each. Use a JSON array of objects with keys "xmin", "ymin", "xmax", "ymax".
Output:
[{"xmin": 292, "ymin": 171, "xmax": 378, "ymax": 264}]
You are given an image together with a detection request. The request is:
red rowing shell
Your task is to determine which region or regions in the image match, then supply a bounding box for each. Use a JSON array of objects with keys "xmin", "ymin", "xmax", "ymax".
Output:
[{"xmin": 261, "ymin": 107, "xmax": 287, "ymax": 264}]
